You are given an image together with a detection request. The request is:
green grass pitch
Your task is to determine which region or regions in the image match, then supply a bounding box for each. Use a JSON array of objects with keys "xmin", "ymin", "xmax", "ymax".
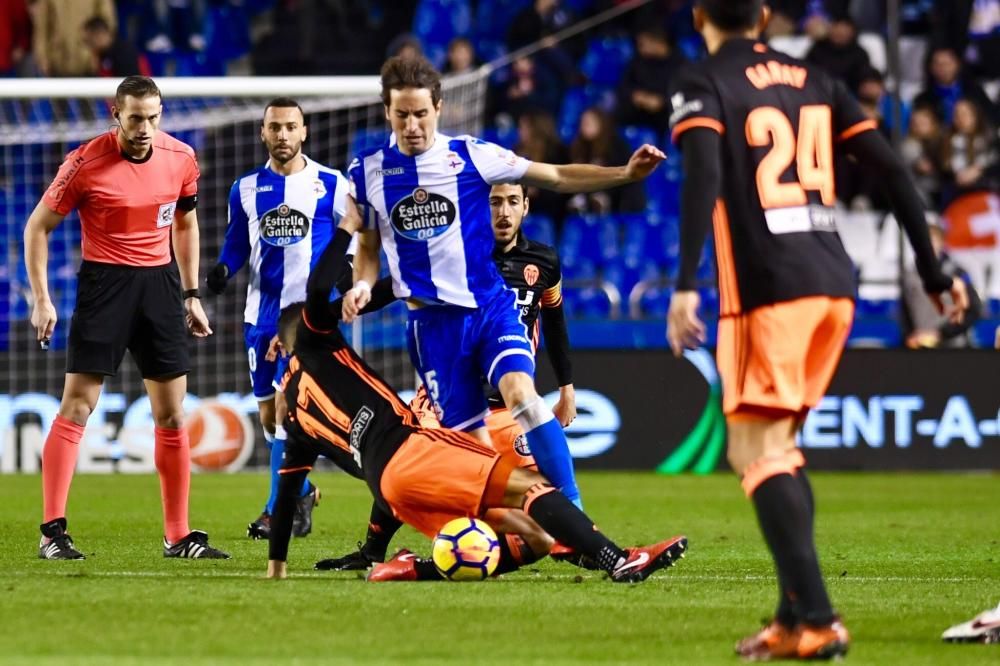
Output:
[{"xmin": 1, "ymin": 471, "xmax": 997, "ymax": 665}]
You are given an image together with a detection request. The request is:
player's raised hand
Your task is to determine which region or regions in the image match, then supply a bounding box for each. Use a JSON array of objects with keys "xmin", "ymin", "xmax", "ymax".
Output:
[
  {"xmin": 625, "ymin": 144, "xmax": 666, "ymax": 181},
  {"xmin": 184, "ymin": 297, "xmax": 213, "ymax": 337},
  {"xmin": 342, "ymin": 281, "xmax": 372, "ymax": 323},
  {"xmin": 667, "ymin": 290, "xmax": 706, "ymax": 357},
  {"xmin": 30, "ymin": 297, "xmax": 57, "ymax": 345},
  {"xmin": 928, "ymin": 276, "xmax": 969, "ymax": 326}
]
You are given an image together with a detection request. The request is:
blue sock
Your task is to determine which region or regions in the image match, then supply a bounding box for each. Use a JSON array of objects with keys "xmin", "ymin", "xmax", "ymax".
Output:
[
  {"xmin": 265, "ymin": 436, "xmax": 284, "ymax": 515},
  {"xmin": 512, "ymin": 399, "xmax": 582, "ymax": 507}
]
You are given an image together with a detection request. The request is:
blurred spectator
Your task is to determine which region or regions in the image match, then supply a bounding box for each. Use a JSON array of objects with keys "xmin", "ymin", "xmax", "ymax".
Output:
[
  {"xmin": 900, "ymin": 105, "xmax": 946, "ymax": 207},
  {"xmin": 496, "ymin": 55, "xmax": 561, "ymax": 120},
  {"xmin": 902, "ymin": 215, "xmax": 981, "ymax": 348},
  {"xmin": 82, "ymin": 15, "xmax": 146, "ymax": 77},
  {"xmin": 805, "ymin": 15, "xmax": 870, "ymax": 92},
  {"xmin": 0, "ymin": 0, "xmax": 30, "ymax": 76},
  {"xmin": 515, "ymin": 110, "xmax": 570, "ymax": 225},
  {"xmin": 932, "ymin": 0, "xmax": 1000, "ymax": 79},
  {"xmin": 387, "ymin": 32, "xmax": 423, "ymax": 61},
  {"xmin": 913, "ymin": 47, "xmax": 997, "ymax": 126},
  {"xmin": 568, "ymin": 107, "xmax": 645, "ymax": 214},
  {"xmin": 32, "ymin": 0, "xmax": 116, "ymax": 76},
  {"xmin": 508, "ymin": 0, "xmax": 578, "ymax": 88},
  {"xmin": 941, "ymin": 97, "xmax": 1000, "ymax": 199},
  {"xmin": 141, "ymin": 0, "xmax": 205, "ymax": 55},
  {"xmin": 616, "ymin": 27, "xmax": 683, "ymax": 135},
  {"xmin": 443, "ymin": 37, "xmax": 477, "ymax": 75},
  {"xmin": 508, "ymin": 0, "xmax": 574, "ymax": 51}
]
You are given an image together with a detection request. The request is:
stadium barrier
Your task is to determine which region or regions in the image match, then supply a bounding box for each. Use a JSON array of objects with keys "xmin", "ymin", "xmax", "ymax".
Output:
[
  {"xmin": 7, "ymin": 348, "xmax": 994, "ymax": 474},
  {"xmin": 533, "ymin": 348, "xmax": 1000, "ymax": 471}
]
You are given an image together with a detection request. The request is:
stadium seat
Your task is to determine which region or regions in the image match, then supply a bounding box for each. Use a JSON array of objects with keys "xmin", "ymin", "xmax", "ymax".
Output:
[
  {"xmin": 855, "ymin": 297, "xmax": 900, "ymax": 319},
  {"xmin": 414, "ymin": 0, "xmax": 473, "ymax": 68},
  {"xmin": 481, "ymin": 124, "xmax": 517, "ymax": 149},
  {"xmin": 475, "ymin": 0, "xmax": 531, "ymax": 45},
  {"xmin": 350, "ymin": 128, "xmax": 390, "ymax": 157},
  {"xmin": 858, "ymin": 33, "xmax": 887, "ymax": 73},
  {"xmin": 622, "ymin": 125, "xmax": 659, "ymax": 152},
  {"xmin": 521, "ymin": 214, "xmax": 556, "ymax": 247},
  {"xmin": 562, "ymin": 283, "xmax": 614, "ymax": 319},
  {"xmin": 698, "ymin": 287, "xmax": 719, "ymax": 317},
  {"xmin": 580, "ymin": 37, "xmax": 634, "ymax": 87},
  {"xmin": 557, "ymin": 85, "xmax": 613, "ymax": 143}
]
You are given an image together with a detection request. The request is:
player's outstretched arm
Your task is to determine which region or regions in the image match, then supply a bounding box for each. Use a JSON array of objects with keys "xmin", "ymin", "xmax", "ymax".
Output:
[
  {"xmin": 173, "ymin": 208, "xmax": 212, "ymax": 337},
  {"xmin": 667, "ymin": 127, "xmax": 719, "ymax": 356},
  {"xmin": 522, "ymin": 144, "xmax": 665, "ymax": 193},
  {"xmin": 842, "ymin": 129, "xmax": 968, "ymax": 323},
  {"xmin": 207, "ymin": 182, "xmax": 253, "ymax": 295},
  {"xmin": 24, "ymin": 202, "xmax": 65, "ymax": 344},
  {"xmin": 267, "ymin": 463, "xmax": 311, "ymax": 578}
]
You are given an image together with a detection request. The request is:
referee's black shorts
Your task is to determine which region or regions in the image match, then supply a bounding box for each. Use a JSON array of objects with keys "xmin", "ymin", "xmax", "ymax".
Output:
[{"xmin": 67, "ymin": 260, "xmax": 190, "ymax": 379}]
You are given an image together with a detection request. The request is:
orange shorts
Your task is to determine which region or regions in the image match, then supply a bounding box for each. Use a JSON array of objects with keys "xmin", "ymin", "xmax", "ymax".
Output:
[
  {"xmin": 486, "ymin": 408, "xmax": 537, "ymax": 470},
  {"xmin": 379, "ymin": 428, "xmax": 517, "ymax": 538},
  {"xmin": 717, "ymin": 295, "xmax": 854, "ymax": 417}
]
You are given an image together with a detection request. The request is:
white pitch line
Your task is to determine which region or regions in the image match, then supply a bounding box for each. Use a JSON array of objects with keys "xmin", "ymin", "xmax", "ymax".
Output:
[{"xmin": 5, "ymin": 571, "xmax": 992, "ymax": 584}]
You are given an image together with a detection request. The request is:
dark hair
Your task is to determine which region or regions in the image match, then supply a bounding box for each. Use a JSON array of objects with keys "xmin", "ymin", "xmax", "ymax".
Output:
[
  {"xmin": 263, "ymin": 97, "xmax": 306, "ymax": 125},
  {"xmin": 380, "ymin": 55, "xmax": 442, "ymax": 107},
  {"xmin": 696, "ymin": 0, "xmax": 764, "ymax": 31},
  {"xmin": 83, "ymin": 16, "xmax": 111, "ymax": 32},
  {"xmin": 492, "ymin": 181, "xmax": 527, "ymax": 198},
  {"xmin": 115, "ymin": 76, "xmax": 161, "ymax": 107}
]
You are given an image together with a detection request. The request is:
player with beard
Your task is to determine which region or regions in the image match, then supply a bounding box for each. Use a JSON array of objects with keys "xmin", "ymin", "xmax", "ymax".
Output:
[{"xmin": 206, "ymin": 98, "xmax": 352, "ymax": 540}]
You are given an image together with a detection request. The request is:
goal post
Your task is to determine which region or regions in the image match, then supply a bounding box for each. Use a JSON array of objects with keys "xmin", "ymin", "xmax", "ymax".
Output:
[{"xmin": 0, "ymin": 68, "xmax": 491, "ymax": 472}]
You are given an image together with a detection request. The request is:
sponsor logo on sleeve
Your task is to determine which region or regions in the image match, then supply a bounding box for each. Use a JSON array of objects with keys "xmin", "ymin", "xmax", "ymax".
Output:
[
  {"xmin": 259, "ymin": 203, "xmax": 311, "ymax": 246},
  {"xmin": 668, "ymin": 92, "xmax": 704, "ymax": 127}
]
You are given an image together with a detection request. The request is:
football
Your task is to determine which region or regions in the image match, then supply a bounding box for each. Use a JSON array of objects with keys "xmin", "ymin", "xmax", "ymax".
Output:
[{"xmin": 431, "ymin": 517, "xmax": 501, "ymax": 581}]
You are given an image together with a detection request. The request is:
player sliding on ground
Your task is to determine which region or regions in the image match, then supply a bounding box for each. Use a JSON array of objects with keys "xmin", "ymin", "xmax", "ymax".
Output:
[
  {"xmin": 265, "ymin": 226, "xmax": 687, "ymax": 581},
  {"xmin": 666, "ymin": 0, "xmax": 969, "ymax": 660}
]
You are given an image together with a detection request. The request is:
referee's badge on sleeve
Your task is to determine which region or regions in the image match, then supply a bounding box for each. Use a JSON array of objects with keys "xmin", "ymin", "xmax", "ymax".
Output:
[{"xmin": 157, "ymin": 201, "xmax": 177, "ymax": 227}]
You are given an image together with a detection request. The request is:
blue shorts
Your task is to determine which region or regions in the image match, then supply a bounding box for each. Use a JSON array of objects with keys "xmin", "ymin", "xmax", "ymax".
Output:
[
  {"xmin": 244, "ymin": 323, "xmax": 288, "ymax": 400},
  {"xmin": 406, "ymin": 288, "xmax": 535, "ymax": 431}
]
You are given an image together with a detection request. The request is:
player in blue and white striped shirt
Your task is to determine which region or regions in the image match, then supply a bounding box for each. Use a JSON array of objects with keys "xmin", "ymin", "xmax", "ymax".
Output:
[
  {"xmin": 206, "ymin": 98, "xmax": 350, "ymax": 539},
  {"xmin": 342, "ymin": 57, "xmax": 665, "ymax": 507}
]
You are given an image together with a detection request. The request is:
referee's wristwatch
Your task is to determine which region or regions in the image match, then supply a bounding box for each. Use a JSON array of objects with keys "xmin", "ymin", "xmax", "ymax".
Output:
[{"xmin": 183, "ymin": 288, "xmax": 201, "ymax": 299}]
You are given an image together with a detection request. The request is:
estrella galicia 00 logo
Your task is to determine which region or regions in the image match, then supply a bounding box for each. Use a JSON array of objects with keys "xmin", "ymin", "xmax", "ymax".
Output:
[
  {"xmin": 390, "ymin": 187, "xmax": 457, "ymax": 240},
  {"xmin": 260, "ymin": 203, "xmax": 310, "ymax": 247}
]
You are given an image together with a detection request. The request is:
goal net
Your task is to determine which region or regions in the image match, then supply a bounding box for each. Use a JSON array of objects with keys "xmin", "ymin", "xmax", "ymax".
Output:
[{"xmin": 0, "ymin": 70, "xmax": 490, "ymax": 473}]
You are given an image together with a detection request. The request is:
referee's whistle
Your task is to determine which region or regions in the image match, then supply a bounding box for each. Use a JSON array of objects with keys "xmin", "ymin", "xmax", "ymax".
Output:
[{"xmin": 39, "ymin": 337, "xmax": 50, "ymax": 351}]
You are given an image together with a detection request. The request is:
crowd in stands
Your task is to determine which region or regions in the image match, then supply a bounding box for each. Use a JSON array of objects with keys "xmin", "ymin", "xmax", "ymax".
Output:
[{"xmin": 1, "ymin": 0, "xmax": 1000, "ymax": 347}]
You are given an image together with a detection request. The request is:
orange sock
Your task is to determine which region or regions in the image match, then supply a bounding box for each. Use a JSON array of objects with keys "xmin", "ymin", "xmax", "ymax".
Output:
[
  {"xmin": 42, "ymin": 415, "xmax": 85, "ymax": 523},
  {"xmin": 155, "ymin": 426, "xmax": 190, "ymax": 543}
]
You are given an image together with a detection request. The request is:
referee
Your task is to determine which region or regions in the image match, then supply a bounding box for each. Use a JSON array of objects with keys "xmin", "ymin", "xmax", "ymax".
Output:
[{"xmin": 24, "ymin": 75, "xmax": 229, "ymax": 560}]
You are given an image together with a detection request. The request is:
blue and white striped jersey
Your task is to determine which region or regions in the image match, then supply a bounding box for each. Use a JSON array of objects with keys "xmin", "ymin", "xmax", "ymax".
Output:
[
  {"xmin": 221, "ymin": 156, "xmax": 349, "ymax": 327},
  {"xmin": 348, "ymin": 133, "xmax": 531, "ymax": 308}
]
